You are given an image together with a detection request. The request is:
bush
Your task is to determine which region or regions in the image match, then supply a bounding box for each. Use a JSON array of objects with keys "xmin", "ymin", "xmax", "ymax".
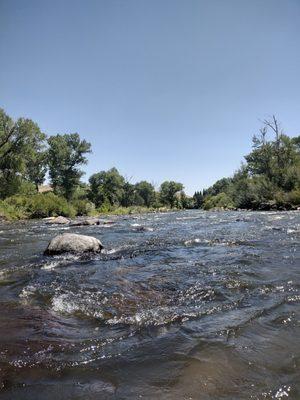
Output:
[
  {"xmin": 287, "ymin": 189, "xmax": 300, "ymax": 206},
  {"xmin": 203, "ymin": 192, "xmax": 235, "ymax": 210},
  {"xmin": 0, "ymin": 200, "xmax": 26, "ymax": 220},
  {"xmin": 72, "ymin": 199, "xmax": 96, "ymax": 216},
  {"xmin": 1, "ymin": 193, "xmax": 76, "ymax": 219},
  {"xmin": 97, "ymin": 200, "xmax": 112, "ymax": 213},
  {"xmin": 230, "ymin": 176, "xmax": 278, "ymax": 209},
  {"xmin": 27, "ymin": 193, "xmax": 76, "ymax": 218},
  {"xmin": 96, "ymin": 205, "xmax": 155, "ymax": 215}
]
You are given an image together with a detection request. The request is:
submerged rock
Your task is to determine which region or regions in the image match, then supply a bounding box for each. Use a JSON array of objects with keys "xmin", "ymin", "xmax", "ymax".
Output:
[
  {"xmin": 70, "ymin": 218, "xmax": 116, "ymax": 226},
  {"xmin": 133, "ymin": 226, "xmax": 153, "ymax": 232},
  {"xmin": 44, "ymin": 233, "xmax": 103, "ymax": 255},
  {"xmin": 46, "ymin": 216, "xmax": 70, "ymax": 225},
  {"xmin": 70, "ymin": 218, "xmax": 100, "ymax": 226}
]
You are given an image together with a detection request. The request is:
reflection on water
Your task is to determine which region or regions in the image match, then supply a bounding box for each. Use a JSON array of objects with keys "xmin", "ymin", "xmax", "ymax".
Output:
[{"xmin": 0, "ymin": 210, "xmax": 299, "ymax": 399}]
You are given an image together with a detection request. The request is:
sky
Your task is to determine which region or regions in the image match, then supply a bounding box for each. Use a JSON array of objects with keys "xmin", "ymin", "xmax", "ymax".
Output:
[{"xmin": 1, "ymin": 0, "xmax": 300, "ymax": 194}]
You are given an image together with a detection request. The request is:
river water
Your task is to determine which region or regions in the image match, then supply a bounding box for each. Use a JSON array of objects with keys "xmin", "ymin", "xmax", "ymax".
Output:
[{"xmin": 0, "ymin": 210, "xmax": 299, "ymax": 399}]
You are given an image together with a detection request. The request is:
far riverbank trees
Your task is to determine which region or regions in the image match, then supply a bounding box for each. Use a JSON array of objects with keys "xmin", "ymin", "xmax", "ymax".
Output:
[
  {"xmin": 1, "ymin": 108, "xmax": 299, "ymax": 219},
  {"xmin": 202, "ymin": 116, "xmax": 300, "ymax": 210},
  {"xmin": 0, "ymin": 108, "xmax": 188, "ymax": 218}
]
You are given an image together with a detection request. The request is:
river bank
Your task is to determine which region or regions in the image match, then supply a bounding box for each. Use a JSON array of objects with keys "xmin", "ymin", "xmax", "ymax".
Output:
[
  {"xmin": 0, "ymin": 206, "xmax": 175, "ymax": 223},
  {"xmin": 1, "ymin": 195, "xmax": 299, "ymax": 223}
]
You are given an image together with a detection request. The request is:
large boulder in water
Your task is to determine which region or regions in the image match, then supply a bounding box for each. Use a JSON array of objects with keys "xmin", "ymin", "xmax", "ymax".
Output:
[
  {"xmin": 44, "ymin": 233, "xmax": 103, "ymax": 255},
  {"xmin": 46, "ymin": 216, "xmax": 70, "ymax": 225}
]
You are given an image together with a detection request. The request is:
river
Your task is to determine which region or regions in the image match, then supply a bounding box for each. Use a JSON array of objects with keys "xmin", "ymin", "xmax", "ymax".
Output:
[{"xmin": 0, "ymin": 210, "xmax": 299, "ymax": 399}]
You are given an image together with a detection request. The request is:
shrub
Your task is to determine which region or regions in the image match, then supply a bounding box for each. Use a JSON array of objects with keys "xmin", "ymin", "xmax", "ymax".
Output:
[
  {"xmin": 287, "ymin": 189, "xmax": 300, "ymax": 206},
  {"xmin": 0, "ymin": 200, "xmax": 26, "ymax": 220},
  {"xmin": 203, "ymin": 192, "xmax": 235, "ymax": 210},
  {"xmin": 97, "ymin": 200, "xmax": 112, "ymax": 213},
  {"xmin": 72, "ymin": 199, "xmax": 96, "ymax": 216},
  {"xmin": 26, "ymin": 193, "xmax": 76, "ymax": 218},
  {"xmin": 2, "ymin": 193, "xmax": 76, "ymax": 219}
]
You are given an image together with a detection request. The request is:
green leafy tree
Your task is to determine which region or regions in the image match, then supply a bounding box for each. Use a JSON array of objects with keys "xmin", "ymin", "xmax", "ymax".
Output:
[
  {"xmin": 135, "ymin": 181, "xmax": 155, "ymax": 207},
  {"xmin": 26, "ymin": 150, "xmax": 48, "ymax": 191},
  {"xmin": 89, "ymin": 167, "xmax": 125, "ymax": 207},
  {"xmin": 204, "ymin": 177, "xmax": 232, "ymax": 197},
  {"xmin": 159, "ymin": 181, "xmax": 184, "ymax": 208},
  {"xmin": 291, "ymin": 135, "xmax": 300, "ymax": 152},
  {"xmin": 245, "ymin": 117, "xmax": 299, "ymax": 190},
  {"xmin": 245, "ymin": 126, "xmax": 274, "ymax": 180},
  {"xmin": 202, "ymin": 118, "xmax": 300, "ymax": 210},
  {"xmin": 0, "ymin": 109, "xmax": 47, "ymax": 197},
  {"xmin": 203, "ymin": 192, "xmax": 234, "ymax": 210},
  {"xmin": 48, "ymin": 133, "xmax": 91, "ymax": 200},
  {"xmin": 178, "ymin": 191, "xmax": 194, "ymax": 209},
  {"xmin": 193, "ymin": 191, "xmax": 204, "ymax": 208},
  {"xmin": 121, "ymin": 180, "xmax": 136, "ymax": 207}
]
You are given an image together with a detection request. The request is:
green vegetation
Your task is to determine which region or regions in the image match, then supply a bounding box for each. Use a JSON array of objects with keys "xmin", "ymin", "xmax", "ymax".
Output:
[
  {"xmin": 0, "ymin": 109, "xmax": 47, "ymax": 197},
  {"xmin": 160, "ymin": 181, "xmax": 184, "ymax": 208},
  {"xmin": 48, "ymin": 133, "xmax": 91, "ymax": 200},
  {"xmin": 0, "ymin": 193, "xmax": 76, "ymax": 220},
  {"xmin": 203, "ymin": 192, "xmax": 235, "ymax": 210},
  {"xmin": 201, "ymin": 116, "xmax": 300, "ymax": 210},
  {"xmin": 0, "ymin": 108, "xmax": 186, "ymax": 220},
  {"xmin": 1, "ymin": 108, "xmax": 299, "ymax": 220}
]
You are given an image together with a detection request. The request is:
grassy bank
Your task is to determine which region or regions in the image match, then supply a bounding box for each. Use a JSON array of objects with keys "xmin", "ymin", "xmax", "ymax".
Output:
[{"xmin": 0, "ymin": 193, "xmax": 172, "ymax": 221}]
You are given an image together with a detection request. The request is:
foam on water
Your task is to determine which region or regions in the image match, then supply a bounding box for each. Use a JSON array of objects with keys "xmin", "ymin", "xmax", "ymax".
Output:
[{"xmin": 41, "ymin": 254, "xmax": 80, "ymax": 270}]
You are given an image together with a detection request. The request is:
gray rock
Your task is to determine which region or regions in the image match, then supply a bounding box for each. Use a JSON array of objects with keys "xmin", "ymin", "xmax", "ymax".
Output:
[
  {"xmin": 134, "ymin": 226, "xmax": 153, "ymax": 232},
  {"xmin": 98, "ymin": 219, "xmax": 115, "ymax": 225},
  {"xmin": 44, "ymin": 233, "xmax": 103, "ymax": 255},
  {"xmin": 46, "ymin": 216, "xmax": 70, "ymax": 225},
  {"xmin": 70, "ymin": 218, "xmax": 100, "ymax": 226}
]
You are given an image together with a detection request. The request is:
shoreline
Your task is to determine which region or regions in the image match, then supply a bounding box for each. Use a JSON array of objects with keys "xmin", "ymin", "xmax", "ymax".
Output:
[{"xmin": 1, "ymin": 206, "xmax": 299, "ymax": 224}]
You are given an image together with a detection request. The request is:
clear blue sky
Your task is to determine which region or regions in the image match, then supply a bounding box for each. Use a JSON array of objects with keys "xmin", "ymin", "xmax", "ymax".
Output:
[{"xmin": 1, "ymin": 0, "xmax": 300, "ymax": 194}]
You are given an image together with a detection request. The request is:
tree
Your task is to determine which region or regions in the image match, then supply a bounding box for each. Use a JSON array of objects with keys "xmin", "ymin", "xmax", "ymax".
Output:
[
  {"xmin": 193, "ymin": 191, "xmax": 204, "ymax": 208},
  {"xmin": 121, "ymin": 180, "xmax": 136, "ymax": 207},
  {"xmin": 89, "ymin": 167, "xmax": 125, "ymax": 207},
  {"xmin": 135, "ymin": 181, "xmax": 155, "ymax": 207},
  {"xmin": 25, "ymin": 150, "xmax": 48, "ymax": 191},
  {"xmin": 0, "ymin": 109, "xmax": 47, "ymax": 197},
  {"xmin": 204, "ymin": 177, "xmax": 232, "ymax": 197},
  {"xmin": 48, "ymin": 133, "xmax": 91, "ymax": 200},
  {"xmin": 203, "ymin": 192, "xmax": 234, "ymax": 210},
  {"xmin": 159, "ymin": 181, "xmax": 183, "ymax": 208},
  {"xmin": 245, "ymin": 117, "xmax": 299, "ymax": 190},
  {"xmin": 245, "ymin": 122, "xmax": 276, "ymax": 181},
  {"xmin": 178, "ymin": 191, "xmax": 194, "ymax": 209},
  {"xmin": 291, "ymin": 135, "xmax": 300, "ymax": 152}
]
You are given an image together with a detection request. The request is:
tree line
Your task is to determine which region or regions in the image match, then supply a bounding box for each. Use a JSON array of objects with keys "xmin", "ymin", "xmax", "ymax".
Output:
[
  {"xmin": 201, "ymin": 116, "xmax": 300, "ymax": 210},
  {"xmin": 1, "ymin": 108, "xmax": 299, "ymax": 219},
  {"xmin": 0, "ymin": 108, "xmax": 191, "ymax": 217}
]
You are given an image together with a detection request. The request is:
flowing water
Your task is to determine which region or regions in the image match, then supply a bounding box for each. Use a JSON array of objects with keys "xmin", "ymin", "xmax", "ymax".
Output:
[{"xmin": 0, "ymin": 210, "xmax": 299, "ymax": 399}]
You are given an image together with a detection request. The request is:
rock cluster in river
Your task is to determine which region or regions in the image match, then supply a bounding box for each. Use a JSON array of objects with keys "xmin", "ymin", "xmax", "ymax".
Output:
[
  {"xmin": 44, "ymin": 216, "xmax": 115, "ymax": 226},
  {"xmin": 46, "ymin": 216, "xmax": 70, "ymax": 224},
  {"xmin": 44, "ymin": 233, "xmax": 103, "ymax": 255},
  {"xmin": 70, "ymin": 218, "xmax": 100, "ymax": 226}
]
